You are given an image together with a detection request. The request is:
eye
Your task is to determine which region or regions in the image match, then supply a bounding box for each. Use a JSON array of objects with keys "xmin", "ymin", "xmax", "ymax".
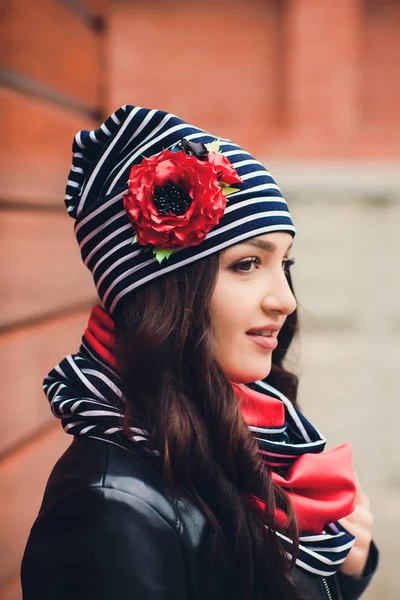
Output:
[
  {"xmin": 230, "ymin": 257, "xmax": 261, "ymax": 273},
  {"xmin": 282, "ymin": 257, "xmax": 295, "ymax": 273}
]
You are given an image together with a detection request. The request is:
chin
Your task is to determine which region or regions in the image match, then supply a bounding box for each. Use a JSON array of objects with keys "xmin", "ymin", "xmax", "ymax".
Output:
[{"xmin": 226, "ymin": 361, "xmax": 272, "ymax": 384}]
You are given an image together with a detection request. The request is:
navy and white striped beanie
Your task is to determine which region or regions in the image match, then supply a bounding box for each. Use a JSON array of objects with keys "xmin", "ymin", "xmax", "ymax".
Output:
[{"xmin": 65, "ymin": 104, "xmax": 296, "ymax": 315}]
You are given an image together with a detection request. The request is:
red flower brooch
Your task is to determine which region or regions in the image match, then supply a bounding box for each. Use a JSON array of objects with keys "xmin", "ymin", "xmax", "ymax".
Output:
[{"xmin": 123, "ymin": 139, "xmax": 242, "ymax": 263}]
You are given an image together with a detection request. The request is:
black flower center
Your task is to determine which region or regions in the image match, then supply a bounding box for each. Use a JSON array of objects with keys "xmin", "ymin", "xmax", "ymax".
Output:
[{"xmin": 153, "ymin": 180, "xmax": 193, "ymax": 215}]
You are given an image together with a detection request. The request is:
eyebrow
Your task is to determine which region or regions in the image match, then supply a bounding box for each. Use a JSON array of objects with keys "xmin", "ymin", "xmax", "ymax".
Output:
[{"xmin": 239, "ymin": 237, "xmax": 293, "ymax": 253}]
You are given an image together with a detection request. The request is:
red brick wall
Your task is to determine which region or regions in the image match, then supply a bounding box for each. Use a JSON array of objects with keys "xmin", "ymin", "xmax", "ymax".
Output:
[
  {"xmin": 109, "ymin": 0, "xmax": 400, "ymax": 159},
  {"xmin": 361, "ymin": 0, "xmax": 400, "ymax": 128},
  {"xmin": 0, "ymin": 1, "xmax": 106, "ymax": 598},
  {"xmin": 109, "ymin": 0, "xmax": 288, "ymax": 152}
]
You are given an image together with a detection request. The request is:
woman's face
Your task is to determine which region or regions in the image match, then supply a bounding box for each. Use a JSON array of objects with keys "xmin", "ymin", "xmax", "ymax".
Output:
[{"xmin": 209, "ymin": 232, "xmax": 296, "ymax": 383}]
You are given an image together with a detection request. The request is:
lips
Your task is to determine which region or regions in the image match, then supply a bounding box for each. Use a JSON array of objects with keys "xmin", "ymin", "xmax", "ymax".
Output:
[
  {"xmin": 245, "ymin": 324, "xmax": 281, "ymax": 351},
  {"xmin": 246, "ymin": 324, "xmax": 281, "ymax": 337},
  {"xmin": 246, "ymin": 333, "xmax": 278, "ymax": 350},
  {"xmin": 248, "ymin": 330, "xmax": 273, "ymax": 338}
]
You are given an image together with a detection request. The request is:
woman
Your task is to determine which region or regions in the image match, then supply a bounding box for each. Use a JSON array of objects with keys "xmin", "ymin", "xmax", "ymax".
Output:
[{"xmin": 21, "ymin": 105, "xmax": 378, "ymax": 599}]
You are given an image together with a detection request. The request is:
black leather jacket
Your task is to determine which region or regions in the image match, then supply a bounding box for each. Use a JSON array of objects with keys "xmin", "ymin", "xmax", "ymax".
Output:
[{"xmin": 21, "ymin": 437, "xmax": 378, "ymax": 599}]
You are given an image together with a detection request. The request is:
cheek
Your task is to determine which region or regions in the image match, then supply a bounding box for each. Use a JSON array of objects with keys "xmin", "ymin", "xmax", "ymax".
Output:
[
  {"xmin": 213, "ymin": 305, "xmax": 242, "ymax": 342},
  {"xmin": 209, "ymin": 283, "xmax": 272, "ymax": 383},
  {"xmin": 209, "ymin": 283, "xmax": 247, "ymax": 343}
]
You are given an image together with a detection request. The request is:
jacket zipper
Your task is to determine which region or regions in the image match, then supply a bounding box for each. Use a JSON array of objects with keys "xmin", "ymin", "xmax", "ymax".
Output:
[{"xmin": 321, "ymin": 577, "xmax": 333, "ymax": 600}]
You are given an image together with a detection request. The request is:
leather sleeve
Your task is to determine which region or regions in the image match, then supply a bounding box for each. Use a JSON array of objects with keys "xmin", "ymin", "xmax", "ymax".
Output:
[
  {"xmin": 336, "ymin": 539, "xmax": 379, "ymax": 600},
  {"xmin": 21, "ymin": 486, "xmax": 188, "ymax": 599}
]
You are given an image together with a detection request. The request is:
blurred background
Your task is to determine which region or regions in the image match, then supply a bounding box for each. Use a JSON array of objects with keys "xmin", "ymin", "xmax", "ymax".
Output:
[{"xmin": 1, "ymin": 0, "xmax": 399, "ymax": 598}]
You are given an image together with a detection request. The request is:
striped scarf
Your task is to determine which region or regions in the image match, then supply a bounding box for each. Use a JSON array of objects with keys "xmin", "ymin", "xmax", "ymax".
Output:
[{"xmin": 44, "ymin": 305, "xmax": 356, "ymax": 577}]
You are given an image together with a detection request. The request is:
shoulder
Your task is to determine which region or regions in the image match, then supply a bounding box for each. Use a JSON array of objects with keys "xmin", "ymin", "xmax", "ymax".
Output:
[
  {"xmin": 21, "ymin": 437, "xmax": 191, "ymax": 599},
  {"xmin": 39, "ymin": 436, "xmax": 179, "ymax": 528}
]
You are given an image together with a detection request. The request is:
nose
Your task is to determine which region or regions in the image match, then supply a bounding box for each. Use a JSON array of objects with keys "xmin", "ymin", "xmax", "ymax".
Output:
[{"xmin": 260, "ymin": 270, "xmax": 297, "ymax": 317}]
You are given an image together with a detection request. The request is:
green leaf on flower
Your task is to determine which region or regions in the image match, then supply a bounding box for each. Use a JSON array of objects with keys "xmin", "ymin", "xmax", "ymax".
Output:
[
  {"xmin": 222, "ymin": 186, "xmax": 240, "ymax": 196},
  {"xmin": 153, "ymin": 247, "xmax": 174, "ymax": 264},
  {"xmin": 130, "ymin": 234, "xmax": 138, "ymax": 245},
  {"xmin": 205, "ymin": 139, "xmax": 221, "ymax": 154},
  {"xmin": 219, "ymin": 182, "xmax": 240, "ymax": 196}
]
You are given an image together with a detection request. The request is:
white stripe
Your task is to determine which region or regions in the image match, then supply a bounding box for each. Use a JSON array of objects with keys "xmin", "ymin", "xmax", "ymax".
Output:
[
  {"xmin": 79, "ymin": 424, "xmax": 97, "ymax": 434},
  {"xmin": 223, "ymin": 150, "xmax": 248, "ymax": 158},
  {"xmin": 64, "ymin": 421, "xmax": 85, "ymax": 431},
  {"xmin": 284, "ymin": 553, "xmax": 335, "ymax": 577},
  {"xmin": 76, "ymin": 107, "xmax": 143, "ymax": 217},
  {"xmin": 109, "ymin": 223, "xmax": 295, "ymax": 313},
  {"xmin": 249, "ymin": 425, "xmax": 286, "ymax": 434},
  {"xmin": 73, "ymin": 152, "xmax": 84, "ymax": 158},
  {"xmin": 223, "ymin": 196, "xmax": 286, "ymax": 215},
  {"xmin": 276, "ymin": 530, "xmax": 350, "ymax": 565},
  {"xmin": 219, "ymin": 140, "xmax": 241, "ymax": 150},
  {"xmin": 95, "ymin": 247, "xmax": 142, "ymax": 291},
  {"xmin": 75, "ymin": 191, "xmax": 125, "ymax": 234},
  {"xmin": 46, "ymin": 381, "xmax": 66, "ymax": 396},
  {"xmin": 66, "ymin": 355, "xmax": 108, "ymax": 402},
  {"xmin": 231, "ymin": 159, "xmax": 261, "ymax": 169},
  {"xmin": 83, "ymin": 222, "xmax": 133, "ymax": 268},
  {"xmin": 79, "ymin": 410, "xmax": 123, "ymax": 417},
  {"xmin": 102, "ymin": 254, "xmax": 157, "ymax": 305},
  {"xmin": 103, "ymin": 427, "xmax": 123, "ymax": 434},
  {"xmin": 104, "ymin": 114, "xmax": 179, "ymax": 192},
  {"xmin": 204, "ymin": 211, "xmax": 292, "ymax": 241},
  {"xmin": 81, "ymin": 368, "xmax": 122, "ymax": 397},
  {"xmin": 255, "ymin": 435, "xmax": 288, "ymax": 445},
  {"xmin": 119, "ymin": 109, "xmax": 158, "ymax": 154},
  {"xmin": 256, "ymin": 380, "xmax": 317, "ymax": 444},
  {"xmin": 67, "ymin": 180, "xmax": 80, "ymax": 188},
  {"xmin": 101, "ymin": 123, "xmax": 112, "ymax": 136},
  {"xmin": 91, "ymin": 235, "xmax": 133, "ymax": 276},
  {"xmin": 300, "ymin": 531, "xmax": 346, "ymax": 542},
  {"xmin": 58, "ymin": 398, "xmax": 74, "ymax": 413},
  {"xmin": 54, "ymin": 363, "xmax": 68, "ymax": 378},
  {"xmin": 224, "ymin": 183, "xmax": 281, "ymax": 199},
  {"xmin": 75, "ymin": 131, "xmax": 85, "ymax": 149},
  {"xmin": 177, "ymin": 132, "xmax": 212, "ymax": 143},
  {"xmin": 241, "ymin": 170, "xmax": 272, "ymax": 181},
  {"xmin": 262, "ymin": 438, "xmax": 325, "ymax": 449},
  {"xmin": 71, "ymin": 166, "xmax": 84, "ymax": 174},
  {"xmin": 70, "ymin": 398, "xmax": 119, "ymax": 413},
  {"xmin": 110, "ymin": 113, "xmax": 121, "ymax": 125},
  {"xmin": 106, "ymin": 121, "xmax": 196, "ymax": 194},
  {"xmin": 79, "ymin": 210, "xmax": 126, "ymax": 251},
  {"xmin": 103, "ymin": 129, "xmax": 213, "ymax": 192},
  {"xmin": 309, "ymin": 541, "xmax": 355, "ymax": 553},
  {"xmin": 90, "ymin": 130, "xmax": 99, "ymax": 143},
  {"xmin": 128, "ymin": 427, "xmax": 148, "ymax": 436}
]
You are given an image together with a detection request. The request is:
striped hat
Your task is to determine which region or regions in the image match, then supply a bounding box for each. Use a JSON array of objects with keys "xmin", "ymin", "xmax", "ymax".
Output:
[{"xmin": 65, "ymin": 104, "xmax": 295, "ymax": 315}]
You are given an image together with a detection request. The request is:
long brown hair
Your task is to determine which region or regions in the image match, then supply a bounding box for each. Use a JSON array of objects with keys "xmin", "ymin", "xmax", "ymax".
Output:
[{"xmin": 114, "ymin": 252, "xmax": 303, "ymax": 600}]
